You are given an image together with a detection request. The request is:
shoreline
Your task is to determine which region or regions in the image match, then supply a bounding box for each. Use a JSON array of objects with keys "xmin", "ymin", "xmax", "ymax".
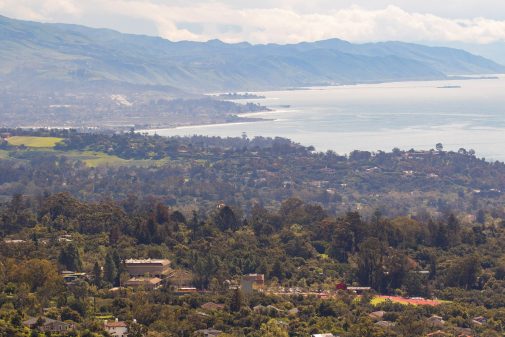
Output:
[
  {"xmin": 144, "ymin": 117, "xmax": 274, "ymax": 133},
  {"xmin": 14, "ymin": 74, "xmax": 505, "ymax": 133}
]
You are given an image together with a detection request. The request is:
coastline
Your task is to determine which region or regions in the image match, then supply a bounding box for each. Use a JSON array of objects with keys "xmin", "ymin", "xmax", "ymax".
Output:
[
  {"xmin": 141, "ymin": 74, "xmax": 505, "ymax": 133},
  {"xmin": 143, "ymin": 117, "xmax": 274, "ymax": 133}
]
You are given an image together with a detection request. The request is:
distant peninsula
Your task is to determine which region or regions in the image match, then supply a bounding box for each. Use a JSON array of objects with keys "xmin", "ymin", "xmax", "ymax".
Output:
[{"xmin": 217, "ymin": 93, "xmax": 266, "ymax": 100}]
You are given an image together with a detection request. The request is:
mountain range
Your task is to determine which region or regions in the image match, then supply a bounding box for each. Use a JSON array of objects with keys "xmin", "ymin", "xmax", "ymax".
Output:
[{"xmin": 0, "ymin": 15, "xmax": 504, "ymax": 92}]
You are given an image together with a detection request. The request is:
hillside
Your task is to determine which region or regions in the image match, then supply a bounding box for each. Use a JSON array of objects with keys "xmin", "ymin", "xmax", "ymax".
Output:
[
  {"xmin": 3, "ymin": 129, "xmax": 505, "ymax": 336},
  {"xmin": 1, "ymin": 15, "xmax": 504, "ymax": 91}
]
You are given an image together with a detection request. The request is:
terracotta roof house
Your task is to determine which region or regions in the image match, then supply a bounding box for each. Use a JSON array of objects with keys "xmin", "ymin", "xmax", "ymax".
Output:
[
  {"xmin": 104, "ymin": 318, "xmax": 128, "ymax": 337},
  {"xmin": 23, "ymin": 316, "xmax": 75, "ymax": 333}
]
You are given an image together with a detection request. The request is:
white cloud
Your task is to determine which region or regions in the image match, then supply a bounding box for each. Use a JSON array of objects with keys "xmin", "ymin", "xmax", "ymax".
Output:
[{"xmin": 1, "ymin": 0, "xmax": 505, "ymax": 44}]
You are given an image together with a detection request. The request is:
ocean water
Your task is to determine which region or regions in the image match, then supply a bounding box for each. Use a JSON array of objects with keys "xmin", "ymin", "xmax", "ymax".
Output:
[{"xmin": 149, "ymin": 76, "xmax": 505, "ymax": 161}]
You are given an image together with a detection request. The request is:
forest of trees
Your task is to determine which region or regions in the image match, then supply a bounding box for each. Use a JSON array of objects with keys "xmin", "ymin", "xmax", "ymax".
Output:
[
  {"xmin": 2, "ymin": 128, "xmax": 505, "ymax": 219},
  {"xmin": 2, "ymin": 129, "xmax": 505, "ymax": 336},
  {"xmin": 2, "ymin": 193, "xmax": 505, "ymax": 336}
]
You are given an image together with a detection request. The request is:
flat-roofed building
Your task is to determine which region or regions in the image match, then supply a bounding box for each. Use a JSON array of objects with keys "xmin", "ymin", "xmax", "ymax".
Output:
[
  {"xmin": 176, "ymin": 287, "xmax": 198, "ymax": 294},
  {"xmin": 240, "ymin": 274, "xmax": 265, "ymax": 294},
  {"xmin": 125, "ymin": 259, "xmax": 171, "ymax": 278},
  {"xmin": 125, "ymin": 277, "xmax": 162, "ymax": 290}
]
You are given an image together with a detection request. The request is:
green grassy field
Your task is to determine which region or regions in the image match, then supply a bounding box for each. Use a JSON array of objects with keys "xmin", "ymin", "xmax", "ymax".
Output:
[
  {"xmin": 1, "ymin": 142, "xmax": 169, "ymax": 167},
  {"xmin": 69, "ymin": 151, "xmax": 169, "ymax": 168},
  {"xmin": 63, "ymin": 151, "xmax": 130, "ymax": 167},
  {"xmin": 7, "ymin": 136, "xmax": 64, "ymax": 148}
]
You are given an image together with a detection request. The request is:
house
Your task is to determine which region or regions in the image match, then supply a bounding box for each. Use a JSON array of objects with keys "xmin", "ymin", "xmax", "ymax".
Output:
[
  {"xmin": 104, "ymin": 318, "xmax": 128, "ymax": 337},
  {"xmin": 125, "ymin": 259, "xmax": 171, "ymax": 278},
  {"xmin": 23, "ymin": 317, "xmax": 75, "ymax": 333},
  {"xmin": 240, "ymin": 274, "xmax": 265, "ymax": 294},
  {"xmin": 347, "ymin": 286, "xmax": 372, "ymax": 294},
  {"xmin": 253, "ymin": 305, "xmax": 281, "ymax": 314},
  {"xmin": 125, "ymin": 277, "xmax": 162, "ymax": 290},
  {"xmin": 61, "ymin": 271, "xmax": 87, "ymax": 285},
  {"xmin": 4, "ymin": 239, "xmax": 26, "ymax": 244},
  {"xmin": 472, "ymin": 316, "xmax": 487, "ymax": 325},
  {"xmin": 176, "ymin": 287, "xmax": 198, "ymax": 294},
  {"xmin": 195, "ymin": 328, "xmax": 223, "ymax": 337},
  {"xmin": 375, "ymin": 321, "xmax": 395, "ymax": 328},
  {"xmin": 455, "ymin": 327, "xmax": 474, "ymax": 337},
  {"xmin": 369, "ymin": 311, "xmax": 385, "ymax": 321},
  {"xmin": 427, "ymin": 315, "xmax": 445, "ymax": 328},
  {"xmin": 58, "ymin": 234, "xmax": 73, "ymax": 243}
]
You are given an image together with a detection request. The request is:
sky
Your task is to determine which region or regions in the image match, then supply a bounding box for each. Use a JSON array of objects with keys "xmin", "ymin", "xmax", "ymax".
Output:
[{"xmin": 1, "ymin": 0, "xmax": 505, "ymax": 50}]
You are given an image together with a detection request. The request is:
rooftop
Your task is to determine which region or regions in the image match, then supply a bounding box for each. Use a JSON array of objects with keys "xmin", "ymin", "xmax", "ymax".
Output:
[
  {"xmin": 126, "ymin": 277, "xmax": 162, "ymax": 285},
  {"xmin": 241, "ymin": 274, "xmax": 265, "ymax": 281},
  {"xmin": 125, "ymin": 259, "xmax": 170, "ymax": 265}
]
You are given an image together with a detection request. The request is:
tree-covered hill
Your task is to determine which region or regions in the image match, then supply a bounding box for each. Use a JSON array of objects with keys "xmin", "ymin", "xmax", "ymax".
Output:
[{"xmin": 1, "ymin": 129, "xmax": 505, "ymax": 218}]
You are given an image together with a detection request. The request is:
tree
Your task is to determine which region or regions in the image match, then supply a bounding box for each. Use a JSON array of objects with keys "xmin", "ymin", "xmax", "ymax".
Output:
[
  {"xmin": 229, "ymin": 288, "xmax": 243, "ymax": 312},
  {"xmin": 92, "ymin": 262, "xmax": 102, "ymax": 287},
  {"xmin": 271, "ymin": 260, "xmax": 285, "ymax": 280},
  {"xmin": 436, "ymin": 143, "xmax": 444, "ymax": 152},
  {"xmin": 259, "ymin": 319, "xmax": 289, "ymax": 337},
  {"xmin": 109, "ymin": 225, "xmax": 121, "ymax": 245},
  {"xmin": 189, "ymin": 211, "xmax": 199, "ymax": 241},
  {"xmin": 328, "ymin": 223, "xmax": 354, "ymax": 262},
  {"xmin": 356, "ymin": 238, "xmax": 387, "ymax": 291},
  {"xmin": 446, "ymin": 255, "xmax": 481, "ymax": 289},
  {"xmin": 58, "ymin": 243, "xmax": 83, "ymax": 271},
  {"xmin": 128, "ymin": 321, "xmax": 148, "ymax": 337},
  {"xmin": 215, "ymin": 206, "xmax": 239, "ymax": 231},
  {"xmin": 104, "ymin": 253, "xmax": 118, "ymax": 286},
  {"xmin": 193, "ymin": 254, "xmax": 219, "ymax": 289},
  {"xmin": 447, "ymin": 214, "xmax": 461, "ymax": 246},
  {"xmin": 170, "ymin": 210, "xmax": 186, "ymax": 224},
  {"xmin": 476, "ymin": 210, "xmax": 486, "ymax": 224}
]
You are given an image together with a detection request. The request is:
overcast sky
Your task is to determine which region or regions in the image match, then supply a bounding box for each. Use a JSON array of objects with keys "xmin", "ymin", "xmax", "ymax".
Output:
[{"xmin": 1, "ymin": 0, "xmax": 505, "ymax": 45}]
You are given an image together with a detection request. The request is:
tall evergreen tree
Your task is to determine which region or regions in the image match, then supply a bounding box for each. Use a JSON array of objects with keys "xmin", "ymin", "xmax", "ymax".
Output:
[
  {"xmin": 93, "ymin": 262, "xmax": 102, "ymax": 287},
  {"xmin": 229, "ymin": 288, "xmax": 243, "ymax": 312},
  {"xmin": 58, "ymin": 243, "xmax": 83, "ymax": 271},
  {"xmin": 104, "ymin": 253, "xmax": 117, "ymax": 285}
]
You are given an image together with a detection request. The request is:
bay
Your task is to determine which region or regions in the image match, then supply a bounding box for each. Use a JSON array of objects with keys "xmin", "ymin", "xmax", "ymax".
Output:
[{"xmin": 149, "ymin": 75, "xmax": 505, "ymax": 161}]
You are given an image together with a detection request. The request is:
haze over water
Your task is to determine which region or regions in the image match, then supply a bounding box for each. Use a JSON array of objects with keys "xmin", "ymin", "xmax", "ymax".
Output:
[{"xmin": 151, "ymin": 75, "xmax": 505, "ymax": 161}]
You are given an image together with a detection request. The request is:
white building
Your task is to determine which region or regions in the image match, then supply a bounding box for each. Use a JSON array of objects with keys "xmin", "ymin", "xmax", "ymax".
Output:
[{"xmin": 104, "ymin": 318, "xmax": 128, "ymax": 337}]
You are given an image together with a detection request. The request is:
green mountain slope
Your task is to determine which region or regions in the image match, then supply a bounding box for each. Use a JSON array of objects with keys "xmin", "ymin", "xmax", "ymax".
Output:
[{"xmin": 0, "ymin": 15, "xmax": 504, "ymax": 91}]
